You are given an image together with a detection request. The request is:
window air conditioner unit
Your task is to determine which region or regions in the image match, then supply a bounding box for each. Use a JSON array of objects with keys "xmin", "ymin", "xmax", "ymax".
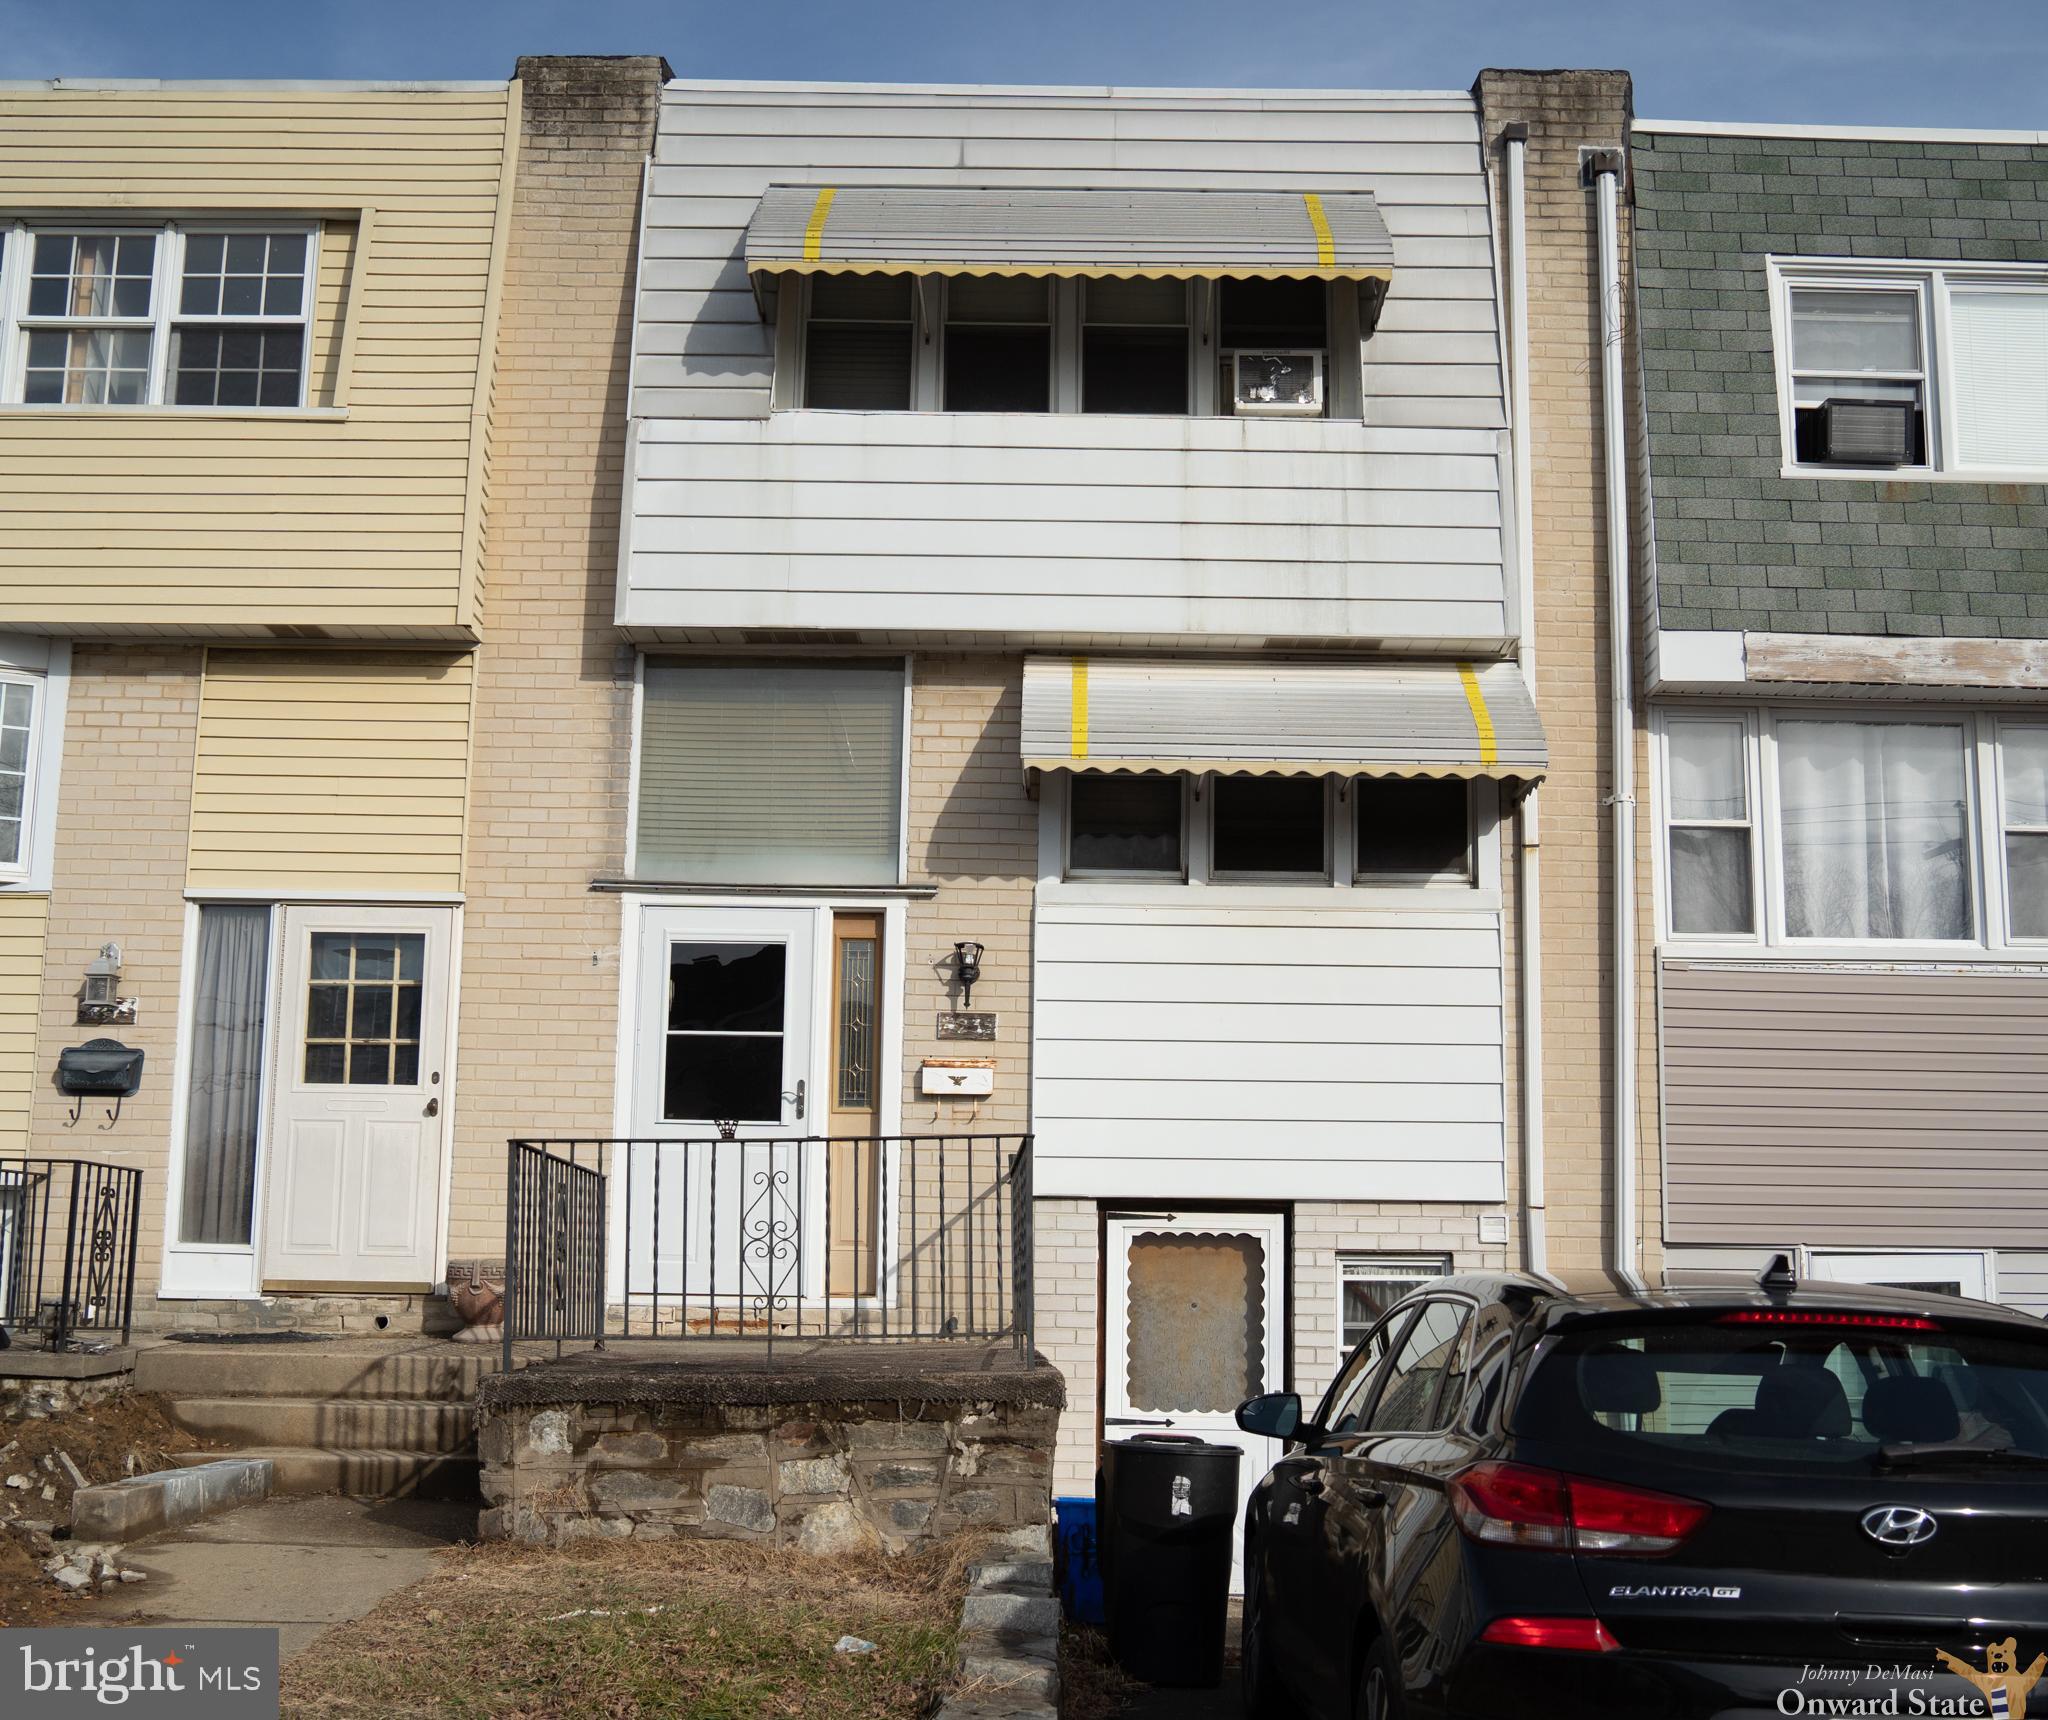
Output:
[
  {"xmin": 1816, "ymin": 397, "xmax": 1916, "ymax": 467},
  {"xmin": 1229, "ymin": 350, "xmax": 1325, "ymax": 418}
]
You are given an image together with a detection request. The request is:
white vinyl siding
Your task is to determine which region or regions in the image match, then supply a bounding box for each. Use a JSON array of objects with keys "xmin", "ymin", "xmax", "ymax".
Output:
[
  {"xmin": 636, "ymin": 84, "xmax": 1502, "ymax": 427},
  {"xmin": 625, "ymin": 414, "xmax": 1509, "ymax": 646},
  {"xmin": 622, "ymin": 83, "xmax": 1511, "ymax": 648},
  {"xmin": 1030, "ymin": 894, "xmax": 1505, "ymax": 1201}
]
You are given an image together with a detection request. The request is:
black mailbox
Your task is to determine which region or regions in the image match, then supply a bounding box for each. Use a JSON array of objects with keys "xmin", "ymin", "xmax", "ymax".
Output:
[{"xmin": 56, "ymin": 1038, "xmax": 145, "ymax": 1097}]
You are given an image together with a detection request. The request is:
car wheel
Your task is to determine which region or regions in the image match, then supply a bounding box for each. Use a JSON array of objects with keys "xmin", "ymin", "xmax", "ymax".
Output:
[
  {"xmin": 1354, "ymin": 1637, "xmax": 1402, "ymax": 1720},
  {"xmin": 1240, "ymin": 1560, "xmax": 1287, "ymax": 1719}
]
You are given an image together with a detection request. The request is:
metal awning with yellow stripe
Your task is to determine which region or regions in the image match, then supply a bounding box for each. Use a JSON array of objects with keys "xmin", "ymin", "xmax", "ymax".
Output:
[
  {"xmin": 743, "ymin": 183, "xmax": 1396, "ymax": 283},
  {"xmin": 1020, "ymin": 658, "xmax": 1547, "ymax": 782}
]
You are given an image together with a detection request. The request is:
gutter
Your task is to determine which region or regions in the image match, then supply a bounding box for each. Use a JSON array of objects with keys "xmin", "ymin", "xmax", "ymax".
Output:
[
  {"xmin": 1587, "ymin": 147, "xmax": 1643, "ymax": 1292},
  {"xmin": 1500, "ymin": 123, "xmax": 1546, "ymax": 1276}
]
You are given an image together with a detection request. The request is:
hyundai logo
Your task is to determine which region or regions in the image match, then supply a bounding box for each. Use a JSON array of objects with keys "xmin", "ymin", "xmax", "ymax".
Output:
[{"xmin": 1861, "ymin": 1505, "xmax": 1939, "ymax": 1547}]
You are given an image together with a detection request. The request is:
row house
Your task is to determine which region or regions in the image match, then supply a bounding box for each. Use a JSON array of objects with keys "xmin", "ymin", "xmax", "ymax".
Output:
[
  {"xmin": 0, "ymin": 76, "xmax": 519, "ymax": 1317},
  {"xmin": 1628, "ymin": 116, "xmax": 2048, "ymax": 1309},
  {"xmin": 573, "ymin": 68, "xmax": 1638, "ymax": 1556}
]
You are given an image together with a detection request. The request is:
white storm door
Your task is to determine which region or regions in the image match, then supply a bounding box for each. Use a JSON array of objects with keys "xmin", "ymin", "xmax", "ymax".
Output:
[
  {"xmin": 630, "ymin": 907, "xmax": 821, "ymax": 1305},
  {"xmin": 1809, "ymin": 1250, "xmax": 1991, "ymax": 1301},
  {"xmin": 262, "ymin": 906, "xmax": 453, "ymax": 1287},
  {"xmin": 1104, "ymin": 1211, "xmax": 1287, "ymax": 1595}
]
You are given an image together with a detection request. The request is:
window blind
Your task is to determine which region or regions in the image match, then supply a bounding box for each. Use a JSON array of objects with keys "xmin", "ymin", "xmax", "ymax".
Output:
[
  {"xmin": 1950, "ymin": 290, "xmax": 2048, "ymax": 469},
  {"xmin": 636, "ymin": 660, "xmax": 905, "ymax": 885}
]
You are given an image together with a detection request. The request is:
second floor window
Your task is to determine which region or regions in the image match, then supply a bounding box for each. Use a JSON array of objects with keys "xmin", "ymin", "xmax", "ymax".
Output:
[
  {"xmin": 3, "ymin": 221, "xmax": 315, "ymax": 408},
  {"xmin": 793, "ymin": 271, "xmax": 1344, "ymax": 420}
]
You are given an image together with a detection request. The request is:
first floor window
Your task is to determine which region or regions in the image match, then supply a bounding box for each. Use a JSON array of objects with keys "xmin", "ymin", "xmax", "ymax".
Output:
[
  {"xmin": 1355, "ymin": 777, "xmax": 1471, "ymax": 882},
  {"xmin": 2003, "ymin": 727, "xmax": 2048, "ymax": 940},
  {"xmin": 1211, "ymin": 774, "xmax": 1325, "ymax": 879},
  {"xmin": 0, "ymin": 675, "xmax": 34, "ymax": 868},
  {"xmin": 1340, "ymin": 1254, "xmax": 1450, "ymax": 1353},
  {"xmin": 1067, "ymin": 773, "xmax": 1183, "ymax": 876},
  {"xmin": 634, "ymin": 658, "xmax": 907, "ymax": 887},
  {"xmin": 1777, "ymin": 719, "xmax": 1971, "ymax": 942},
  {"xmin": 1665, "ymin": 717, "xmax": 1754, "ymax": 936}
]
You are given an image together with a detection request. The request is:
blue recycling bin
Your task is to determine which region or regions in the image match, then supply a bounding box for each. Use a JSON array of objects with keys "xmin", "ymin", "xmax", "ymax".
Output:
[{"xmin": 1054, "ymin": 1494, "xmax": 1104, "ymax": 1625}]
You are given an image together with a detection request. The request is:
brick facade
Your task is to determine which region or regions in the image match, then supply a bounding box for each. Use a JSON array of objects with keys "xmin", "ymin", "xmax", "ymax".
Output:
[
  {"xmin": 446, "ymin": 57, "xmax": 665, "ymax": 1267},
  {"xmin": 1476, "ymin": 71, "xmax": 1662, "ymax": 1276},
  {"xmin": 29, "ymin": 647, "xmax": 201, "ymax": 1310}
]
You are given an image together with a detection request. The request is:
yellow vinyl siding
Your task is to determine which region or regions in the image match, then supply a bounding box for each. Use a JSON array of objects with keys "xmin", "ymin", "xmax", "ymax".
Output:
[
  {"xmin": 187, "ymin": 650, "xmax": 472, "ymax": 892},
  {"xmin": 0, "ymin": 893, "xmax": 48, "ymax": 1156},
  {"xmin": 0, "ymin": 86, "xmax": 515, "ymax": 638}
]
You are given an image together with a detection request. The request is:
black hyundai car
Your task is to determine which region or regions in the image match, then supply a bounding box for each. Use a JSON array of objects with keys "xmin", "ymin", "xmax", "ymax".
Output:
[{"xmin": 1236, "ymin": 1262, "xmax": 2048, "ymax": 1719}]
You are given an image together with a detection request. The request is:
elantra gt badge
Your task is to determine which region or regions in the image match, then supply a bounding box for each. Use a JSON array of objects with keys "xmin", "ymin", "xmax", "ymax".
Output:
[
  {"xmin": 1862, "ymin": 1504, "xmax": 1939, "ymax": 1547},
  {"xmin": 1609, "ymin": 1585, "xmax": 1742, "ymax": 1599}
]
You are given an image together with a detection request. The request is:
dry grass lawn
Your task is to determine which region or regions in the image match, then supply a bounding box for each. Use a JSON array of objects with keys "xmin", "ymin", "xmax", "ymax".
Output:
[{"xmin": 281, "ymin": 1534, "xmax": 982, "ymax": 1719}]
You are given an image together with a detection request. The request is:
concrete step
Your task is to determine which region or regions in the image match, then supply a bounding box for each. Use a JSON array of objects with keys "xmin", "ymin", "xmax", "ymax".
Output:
[
  {"xmin": 172, "ymin": 1446, "xmax": 481, "ymax": 1502},
  {"xmin": 166, "ymin": 1396, "xmax": 476, "ymax": 1454},
  {"xmin": 135, "ymin": 1344, "xmax": 495, "ymax": 1403}
]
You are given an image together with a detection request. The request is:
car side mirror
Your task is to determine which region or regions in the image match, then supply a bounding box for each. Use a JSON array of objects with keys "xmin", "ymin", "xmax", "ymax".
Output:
[{"xmin": 1237, "ymin": 1391, "xmax": 1305, "ymax": 1440}]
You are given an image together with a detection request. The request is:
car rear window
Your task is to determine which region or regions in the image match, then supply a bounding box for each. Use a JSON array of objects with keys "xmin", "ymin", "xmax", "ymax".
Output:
[{"xmin": 1514, "ymin": 1318, "xmax": 2048, "ymax": 1472}]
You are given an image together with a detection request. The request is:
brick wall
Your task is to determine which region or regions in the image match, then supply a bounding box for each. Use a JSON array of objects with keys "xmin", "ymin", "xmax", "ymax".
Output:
[
  {"xmin": 29, "ymin": 647, "xmax": 202, "ymax": 1303},
  {"xmin": 903, "ymin": 656, "xmax": 1035, "ymax": 1136},
  {"xmin": 1476, "ymin": 71, "xmax": 1662, "ymax": 1276},
  {"xmin": 446, "ymin": 57, "xmax": 665, "ymax": 1265},
  {"xmin": 1635, "ymin": 130, "xmax": 2048, "ymax": 637}
]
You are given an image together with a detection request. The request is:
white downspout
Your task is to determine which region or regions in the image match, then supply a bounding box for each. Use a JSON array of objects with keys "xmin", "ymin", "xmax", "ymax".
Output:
[
  {"xmin": 1502, "ymin": 124, "xmax": 1546, "ymax": 1275},
  {"xmin": 1590, "ymin": 149, "xmax": 1641, "ymax": 1290}
]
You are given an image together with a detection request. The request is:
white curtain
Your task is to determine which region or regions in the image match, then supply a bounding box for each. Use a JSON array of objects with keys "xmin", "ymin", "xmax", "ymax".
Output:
[
  {"xmin": 1777, "ymin": 722, "xmax": 1970, "ymax": 940},
  {"xmin": 178, "ymin": 904, "xmax": 271, "ymax": 1246}
]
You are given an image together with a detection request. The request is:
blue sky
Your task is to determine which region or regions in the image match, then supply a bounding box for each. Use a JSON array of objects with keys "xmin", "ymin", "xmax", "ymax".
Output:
[{"xmin": 1, "ymin": 0, "xmax": 2043, "ymax": 128}]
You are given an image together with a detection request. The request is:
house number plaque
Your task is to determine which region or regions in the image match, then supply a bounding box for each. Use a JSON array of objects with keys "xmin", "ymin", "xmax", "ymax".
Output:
[{"xmin": 937, "ymin": 1012, "xmax": 997, "ymax": 1042}]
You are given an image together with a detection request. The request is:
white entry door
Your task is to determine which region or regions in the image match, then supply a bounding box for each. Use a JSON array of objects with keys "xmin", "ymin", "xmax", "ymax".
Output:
[
  {"xmin": 262, "ymin": 906, "xmax": 453, "ymax": 1288},
  {"xmin": 1104, "ymin": 1211, "xmax": 1287, "ymax": 1595},
  {"xmin": 629, "ymin": 906, "xmax": 822, "ymax": 1305}
]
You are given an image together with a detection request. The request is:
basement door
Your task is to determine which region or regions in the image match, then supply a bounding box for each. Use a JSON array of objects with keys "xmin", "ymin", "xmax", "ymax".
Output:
[
  {"xmin": 1104, "ymin": 1211, "xmax": 1286, "ymax": 1595},
  {"xmin": 262, "ymin": 906, "xmax": 453, "ymax": 1289}
]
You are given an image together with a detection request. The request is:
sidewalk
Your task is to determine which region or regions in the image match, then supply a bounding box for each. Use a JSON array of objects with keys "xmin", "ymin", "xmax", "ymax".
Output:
[{"xmin": 95, "ymin": 1493, "xmax": 474, "ymax": 1660}]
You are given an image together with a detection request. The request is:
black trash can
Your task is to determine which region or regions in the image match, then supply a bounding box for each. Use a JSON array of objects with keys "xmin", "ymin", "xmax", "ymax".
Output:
[{"xmin": 1098, "ymin": 1433, "xmax": 1241, "ymax": 1687}]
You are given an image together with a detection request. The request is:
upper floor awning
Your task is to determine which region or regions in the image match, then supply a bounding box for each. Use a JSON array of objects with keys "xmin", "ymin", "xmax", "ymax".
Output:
[
  {"xmin": 1020, "ymin": 656, "xmax": 1546, "ymax": 782},
  {"xmin": 743, "ymin": 184, "xmax": 1395, "ymax": 284}
]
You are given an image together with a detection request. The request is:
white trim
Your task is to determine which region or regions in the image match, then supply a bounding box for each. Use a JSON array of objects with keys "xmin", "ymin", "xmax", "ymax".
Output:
[
  {"xmin": 1637, "ymin": 118, "xmax": 2048, "ymax": 145},
  {"xmin": 0, "ymin": 78, "xmax": 510, "ymax": 92},
  {"xmin": 664, "ymin": 77, "xmax": 1476, "ymax": 104}
]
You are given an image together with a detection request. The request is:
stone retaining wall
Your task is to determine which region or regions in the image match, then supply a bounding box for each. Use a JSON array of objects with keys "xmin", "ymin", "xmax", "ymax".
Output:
[{"xmin": 478, "ymin": 1377, "xmax": 1060, "ymax": 1553}]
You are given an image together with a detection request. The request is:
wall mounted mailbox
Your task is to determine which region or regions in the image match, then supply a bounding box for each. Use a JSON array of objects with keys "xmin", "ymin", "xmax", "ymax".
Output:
[
  {"xmin": 56, "ymin": 1038, "xmax": 144, "ymax": 1126},
  {"xmin": 920, "ymin": 1056, "xmax": 995, "ymax": 1098}
]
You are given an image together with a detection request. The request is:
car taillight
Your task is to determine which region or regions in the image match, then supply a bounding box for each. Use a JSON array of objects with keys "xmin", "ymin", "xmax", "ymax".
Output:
[
  {"xmin": 1480, "ymin": 1616, "xmax": 1620, "ymax": 1653},
  {"xmin": 1451, "ymin": 1461, "xmax": 1709, "ymax": 1556},
  {"xmin": 1718, "ymin": 1310, "xmax": 1941, "ymax": 1332}
]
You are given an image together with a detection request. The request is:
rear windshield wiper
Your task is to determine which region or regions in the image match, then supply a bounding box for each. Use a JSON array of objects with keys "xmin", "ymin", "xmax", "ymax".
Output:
[{"xmin": 1878, "ymin": 1442, "xmax": 2048, "ymax": 1472}]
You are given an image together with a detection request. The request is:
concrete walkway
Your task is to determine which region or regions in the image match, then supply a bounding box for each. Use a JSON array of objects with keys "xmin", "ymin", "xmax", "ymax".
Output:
[{"xmin": 96, "ymin": 1493, "xmax": 475, "ymax": 1660}]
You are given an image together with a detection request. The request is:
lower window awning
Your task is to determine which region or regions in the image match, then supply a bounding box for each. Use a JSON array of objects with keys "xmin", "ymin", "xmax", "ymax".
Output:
[{"xmin": 1020, "ymin": 657, "xmax": 1547, "ymax": 782}]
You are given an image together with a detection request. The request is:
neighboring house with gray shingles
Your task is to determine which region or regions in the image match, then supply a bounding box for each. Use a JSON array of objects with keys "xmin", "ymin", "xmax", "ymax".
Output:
[{"xmin": 1631, "ymin": 118, "xmax": 2048, "ymax": 1311}]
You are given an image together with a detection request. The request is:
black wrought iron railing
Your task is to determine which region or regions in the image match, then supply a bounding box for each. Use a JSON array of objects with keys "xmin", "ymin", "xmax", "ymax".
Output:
[
  {"xmin": 0, "ymin": 1158, "xmax": 144, "ymax": 1350},
  {"xmin": 503, "ymin": 1135, "xmax": 1033, "ymax": 1371}
]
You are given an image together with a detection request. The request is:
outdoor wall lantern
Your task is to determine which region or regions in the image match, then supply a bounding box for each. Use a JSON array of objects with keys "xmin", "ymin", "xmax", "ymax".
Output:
[
  {"xmin": 77, "ymin": 943, "xmax": 135, "ymax": 1026},
  {"xmin": 952, "ymin": 941, "xmax": 986, "ymax": 1008}
]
